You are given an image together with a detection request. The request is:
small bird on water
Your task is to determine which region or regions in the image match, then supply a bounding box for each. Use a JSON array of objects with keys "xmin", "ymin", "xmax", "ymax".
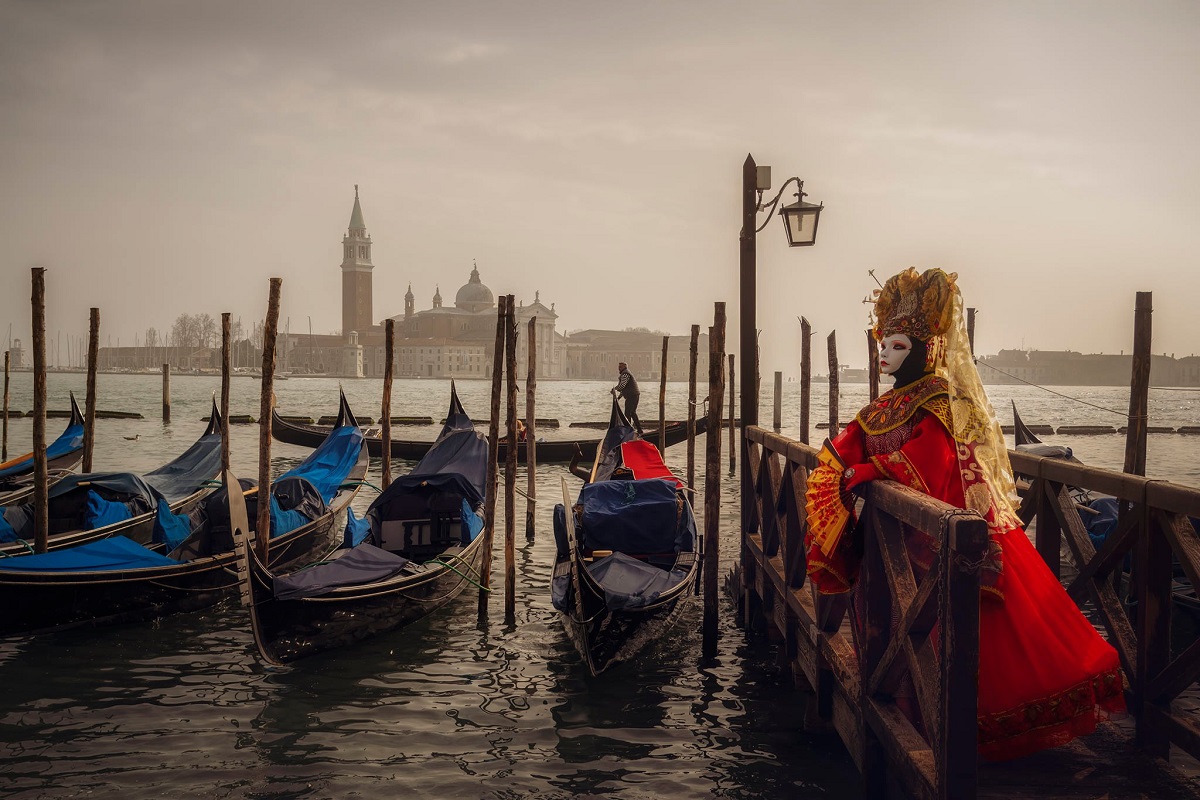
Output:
[{"xmin": 124, "ymin": 434, "xmax": 140, "ymax": 441}]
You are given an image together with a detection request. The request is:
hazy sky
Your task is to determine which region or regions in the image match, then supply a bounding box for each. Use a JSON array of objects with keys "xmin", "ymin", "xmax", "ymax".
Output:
[{"xmin": 2, "ymin": 0, "xmax": 1197, "ymax": 370}]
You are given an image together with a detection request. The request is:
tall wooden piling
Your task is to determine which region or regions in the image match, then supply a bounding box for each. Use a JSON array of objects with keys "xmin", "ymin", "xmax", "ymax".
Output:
[
  {"xmin": 772, "ymin": 370, "xmax": 783, "ymax": 432},
  {"xmin": 867, "ymin": 328, "xmax": 879, "ymax": 402},
  {"xmin": 727, "ymin": 353, "xmax": 736, "ymax": 474},
  {"xmin": 525, "ymin": 316, "xmax": 537, "ymax": 539},
  {"xmin": 83, "ymin": 308, "xmax": 99, "ymax": 472},
  {"xmin": 31, "ymin": 268, "xmax": 48, "ymax": 554},
  {"xmin": 381, "ymin": 319, "xmax": 395, "ymax": 489},
  {"xmin": 256, "ymin": 277, "xmax": 282, "ymax": 560},
  {"xmin": 162, "ymin": 364, "xmax": 171, "ymax": 423},
  {"xmin": 658, "ymin": 336, "xmax": 668, "ymax": 455},
  {"xmin": 2, "ymin": 350, "xmax": 9, "ymax": 462},
  {"xmin": 827, "ymin": 331, "xmax": 839, "ymax": 436},
  {"xmin": 479, "ymin": 295, "xmax": 506, "ymax": 615},
  {"xmin": 221, "ymin": 313, "xmax": 231, "ymax": 473},
  {"xmin": 1124, "ymin": 292, "xmax": 1152, "ymax": 477},
  {"xmin": 800, "ymin": 317, "xmax": 812, "ymax": 445},
  {"xmin": 688, "ymin": 325, "xmax": 699, "ymax": 491},
  {"xmin": 504, "ymin": 296, "xmax": 518, "ymax": 622},
  {"xmin": 967, "ymin": 307, "xmax": 977, "ymax": 357},
  {"xmin": 703, "ymin": 302, "xmax": 726, "ymax": 658}
]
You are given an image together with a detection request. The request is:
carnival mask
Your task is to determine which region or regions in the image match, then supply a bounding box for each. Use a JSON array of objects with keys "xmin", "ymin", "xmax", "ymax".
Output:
[{"xmin": 878, "ymin": 334, "xmax": 912, "ymax": 376}]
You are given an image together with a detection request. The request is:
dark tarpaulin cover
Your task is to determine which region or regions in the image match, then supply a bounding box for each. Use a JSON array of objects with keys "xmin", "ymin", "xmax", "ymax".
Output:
[
  {"xmin": 579, "ymin": 478, "xmax": 687, "ymax": 555},
  {"xmin": 585, "ymin": 551, "xmax": 690, "ymax": 611},
  {"xmin": 273, "ymin": 543, "xmax": 410, "ymax": 600},
  {"xmin": 0, "ymin": 535, "xmax": 181, "ymax": 572},
  {"xmin": 141, "ymin": 431, "xmax": 224, "ymax": 502}
]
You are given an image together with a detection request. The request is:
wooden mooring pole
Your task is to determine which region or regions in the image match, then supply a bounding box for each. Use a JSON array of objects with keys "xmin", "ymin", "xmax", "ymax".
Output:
[
  {"xmin": 479, "ymin": 294, "xmax": 506, "ymax": 617},
  {"xmin": 703, "ymin": 302, "xmax": 726, "ymax": 658},
  {"xmin": 221, "ymin": 313, "xmax": 231, "ymax": 474},
  {"xmin": 381, "ymin": 319, "xmax": 395, "ymax": 490},
  {"xmin": 799, "ymin": 317, "xmax": 812, "ymax": 445},
  {"xmin": 727, "ymin": 353, "xmax": 735, "ymax": 474},
  {"xmin": 504, "ymin": 295, "xmax": 517, "ymax": 623},
  {"xmin": 688, "ymin": 324, "xmax": 699, "ymax": 492},
  {"xmin": 867, "ymin": 328, "xmax": 879, "ymax": 403},
  {"xmin": 256, "ymin": 277, "xmax": 282, "ymax": 561},
  {"xmin": 658, "ymin": 335, "xmax": 668, "ymax": 455},
  {"xmin": 31, "ymin": 268, "xmax": 48, "ymax": 554},
  {"xmin": 3, "ymin": 350, "xmax": 10, "ymax": 462},
  {"xmin": 162, "ymin": 364, "xmax": 171, "ymax": 423},
  {"xmin": 525, "ymin": 316, "xmax": 537, "ymax": 540},
  {"xmin": 966, "ymin": 307, "xmax": 977, "ymax": 357},
  {"xmin": 827, "ymin": 331, "xmax": 839, "ymax": 436},
  {"xmin": 772, "ymin": 370, "xmax": 783, "ymax": 432},
  {"xmin": 1124, "ymin": 292, "xmax": 1152, "ymax": 478},
  {"xmin": 84, "ymin": 308, "xmax": 99, "ymax": 472}
]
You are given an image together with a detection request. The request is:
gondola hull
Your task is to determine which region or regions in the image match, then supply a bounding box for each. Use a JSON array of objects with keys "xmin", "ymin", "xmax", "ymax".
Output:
[
  {"xmin": 0, "ymin": 501, "xmax": 348, "ymax": 636},
  {"xmin": 244, "ymin": 531, "xmax": 486, "ymax": 664},
  {"xmin": 271, "ymin": 410, "xmax": 708, "ymax": 463}
]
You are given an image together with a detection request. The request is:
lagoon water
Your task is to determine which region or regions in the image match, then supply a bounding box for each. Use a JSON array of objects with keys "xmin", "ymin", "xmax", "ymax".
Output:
[{"xmin": 0, "ymin": 373, "xmax": 1196, "ymax": 799}]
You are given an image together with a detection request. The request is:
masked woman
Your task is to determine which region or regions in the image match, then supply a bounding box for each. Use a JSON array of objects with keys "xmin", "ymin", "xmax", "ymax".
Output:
[{"xmin": 804, "ymin": 267, "xmax": 1125, "ymax": 762}]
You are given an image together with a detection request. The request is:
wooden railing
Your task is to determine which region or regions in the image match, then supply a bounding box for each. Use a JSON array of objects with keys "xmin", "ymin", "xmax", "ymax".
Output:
[
  {"xmin": 1009, "ymin": 449, "xmax": 1200, "ymax": 760},
  {"xmin": 739, "ymin": 424, "xmax": 1200, "ymax": 799},
  {"xmin": 741, "ymin": 425, "xmax": 988, "ymax": 800}
]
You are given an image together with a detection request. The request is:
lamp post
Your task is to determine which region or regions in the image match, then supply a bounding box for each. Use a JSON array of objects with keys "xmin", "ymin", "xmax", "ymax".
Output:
[{"xmin": 739, "ymin": 153, "xmax": 823, "ymax": 534}]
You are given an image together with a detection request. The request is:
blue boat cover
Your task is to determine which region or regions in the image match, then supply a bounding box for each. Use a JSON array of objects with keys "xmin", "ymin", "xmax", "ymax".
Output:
[
  {"xmin": 85, "ymin": 490, "xmax": 133, "ymax": 529},
  {"xmin": 277, "ymin": 423, "xmax": 364, "ymax": 504},
  {"xmin": 152, "ymin": 497, "xmax": 192, "ymax": 550},
  {"xmin": 585, "ymin": 551, "xmax": 690, "ymax": 611},
  {"xmin": 344, "ymin": 507, "xmax": 372, "ymax": 548},
  {"xmin": 273, "ymin": 543, "xmax": 410, "ymax": 600},
  {"xmin": 0, "ymin": 417, "xmax": 84, "ymax": 480},
  {"xmin": 0, "ymin": 535, "xmax": 180, "ymax": 572},
  {"xmin": 578, "ymin": 478, "xmax": 690, "ymax": 555}
]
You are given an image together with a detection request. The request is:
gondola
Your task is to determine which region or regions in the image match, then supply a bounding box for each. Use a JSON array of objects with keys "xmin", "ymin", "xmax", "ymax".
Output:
[
  {"xmin": 0, "ymin": 392, "xmax": 87, "ymax": 506},
  {"xmin": 552, "ymin": 399, "xmax": 699, "ymax": 676},
  {"xmin": 0, "ymin": 391, "xmax": 367, "ymax": 635},
  {"xmin": 0, "ymin": 399, "xmax": 225, "ymax": 558},
  {"xmin": 271, "ymin": 405, "xmax": 708, "ymax": 463},
  {"xmin": 240, "ymin": 383, "xmax": 490, "ymax": 665}
]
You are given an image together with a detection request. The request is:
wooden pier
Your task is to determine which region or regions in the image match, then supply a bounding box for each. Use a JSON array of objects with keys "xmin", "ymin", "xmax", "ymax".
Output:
[{"xmin": 732, "ymin": 424, "xmax": 1200, "ymax": 799}]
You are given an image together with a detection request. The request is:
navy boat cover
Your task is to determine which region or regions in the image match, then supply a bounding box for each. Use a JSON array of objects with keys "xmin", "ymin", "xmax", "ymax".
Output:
[{"xmin": 273, "ymin": 543, "xmax": 410, "ymax": 600}]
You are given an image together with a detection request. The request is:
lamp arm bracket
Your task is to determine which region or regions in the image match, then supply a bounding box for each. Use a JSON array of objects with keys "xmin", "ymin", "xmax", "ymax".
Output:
[{"xmin": 754, "ymin": 176, "xmax": 804, "ymax": 234}]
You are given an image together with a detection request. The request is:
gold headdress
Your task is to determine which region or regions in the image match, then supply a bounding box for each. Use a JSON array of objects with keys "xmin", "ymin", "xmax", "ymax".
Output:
[{"xmin": 871, "ymin": 267, "xmax": 958, "ymax": 374}]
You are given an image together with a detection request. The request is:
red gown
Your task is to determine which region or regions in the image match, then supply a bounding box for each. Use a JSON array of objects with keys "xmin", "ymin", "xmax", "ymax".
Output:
[{"xmin": 806, "ymin": 376, "xmax": 1125, "ymax": 762}]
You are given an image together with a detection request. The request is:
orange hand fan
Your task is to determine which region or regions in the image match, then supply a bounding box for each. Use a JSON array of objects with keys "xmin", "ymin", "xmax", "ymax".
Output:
[{"xmin": 805, "ymin": 440, "xmax": 854, "ymax": 557}]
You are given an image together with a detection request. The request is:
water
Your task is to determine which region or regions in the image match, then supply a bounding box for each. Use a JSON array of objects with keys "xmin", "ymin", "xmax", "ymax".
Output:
[{"xmin": 0, "ymin": 373, "xmax": 1196, "ymax": 799}]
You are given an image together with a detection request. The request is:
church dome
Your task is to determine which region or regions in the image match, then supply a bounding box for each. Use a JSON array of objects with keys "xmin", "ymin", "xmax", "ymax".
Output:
[{"xmin": 455, "ymin": 265, "xmax": 494, "ymax": 312}]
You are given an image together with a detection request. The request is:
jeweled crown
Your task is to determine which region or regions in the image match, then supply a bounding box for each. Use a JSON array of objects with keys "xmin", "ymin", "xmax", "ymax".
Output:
[{"xmin": 871, "ymin": 267, "xmax": 958, "ymax": 343}]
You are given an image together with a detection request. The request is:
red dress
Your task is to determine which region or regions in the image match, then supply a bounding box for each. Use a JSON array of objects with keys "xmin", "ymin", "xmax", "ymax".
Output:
[{"xmin": 806, "ymin": 376, "xmax": 1125, "ymax": 761}]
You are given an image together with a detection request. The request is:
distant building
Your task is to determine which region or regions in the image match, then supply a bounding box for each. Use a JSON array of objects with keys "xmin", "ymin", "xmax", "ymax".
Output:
[{"xmin": 976, "ymin": 349, "xmax": 1188, "ymax": 386}]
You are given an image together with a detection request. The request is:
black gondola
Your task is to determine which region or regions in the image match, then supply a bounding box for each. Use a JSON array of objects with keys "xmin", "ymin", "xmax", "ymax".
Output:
[
  {"xmin": 270, "ymin": 406, "xmax": 708, "ymax": 464},
  {"xmin": 1012, "ymin": 400, "xmax": 1043, "ymax": 447},
  {"xmin": 240, "ymin": 382, "xmax": 490, "ymax": 665},
  {"xmin": 0, "ymin": 391, "xmax": 367, "ymax": 635},
  {"xmin": 0, "ymin": 399, "xmax": 225, "ymax": 558},
  {"xmin": 552, "ymin": 399, "xmax": 699, "ymax": 675},
  {"xmin": 0, "ymin": 392, "xmax": 87, "ymax": 506}
]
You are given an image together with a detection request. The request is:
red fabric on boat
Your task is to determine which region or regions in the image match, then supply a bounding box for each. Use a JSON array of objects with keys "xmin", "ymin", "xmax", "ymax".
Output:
[{"xmin": 619, "ymin": 440, "xmax": 683, "ymax": 488}]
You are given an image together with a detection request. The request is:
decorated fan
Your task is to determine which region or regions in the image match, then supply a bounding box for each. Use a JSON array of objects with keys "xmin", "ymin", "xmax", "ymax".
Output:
[{"xmin": 804, "ymin": 440, "xmax": 854, "ymax": 557}]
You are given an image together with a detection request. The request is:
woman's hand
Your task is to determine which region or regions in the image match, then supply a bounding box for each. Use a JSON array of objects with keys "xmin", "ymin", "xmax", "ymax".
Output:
[{"xmin": 842, "ymin": 463, "xmax": 880, "ymax": 491}]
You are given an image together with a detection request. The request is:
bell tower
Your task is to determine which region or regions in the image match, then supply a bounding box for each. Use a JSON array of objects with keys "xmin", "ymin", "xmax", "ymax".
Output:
[{"xmin": 340, "ymin": 185, "xmax": 373, "ymax": 340}]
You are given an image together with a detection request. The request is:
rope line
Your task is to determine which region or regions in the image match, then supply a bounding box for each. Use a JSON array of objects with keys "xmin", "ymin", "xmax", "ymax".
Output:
[{"xmin": 975, "ymin": 360, "xmax": 1146, "ymax": 419}]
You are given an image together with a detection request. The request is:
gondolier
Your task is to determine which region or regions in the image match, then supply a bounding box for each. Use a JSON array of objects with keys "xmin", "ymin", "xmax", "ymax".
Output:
[{"xmin": 611, "ymin": 362, "xmax": 643, "ymax": 435}]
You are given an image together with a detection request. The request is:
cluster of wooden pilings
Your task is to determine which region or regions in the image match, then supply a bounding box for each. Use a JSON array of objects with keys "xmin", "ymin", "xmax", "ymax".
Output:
[{"xmin": 734, "ymin": 291, "xmax": 1200, "ymax": 799}]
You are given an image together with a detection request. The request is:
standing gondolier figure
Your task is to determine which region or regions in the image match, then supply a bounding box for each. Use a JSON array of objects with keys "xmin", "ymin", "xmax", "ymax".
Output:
[{"xmin": 611, "ymin": 362, "xmax": 643, "ymax": 435}]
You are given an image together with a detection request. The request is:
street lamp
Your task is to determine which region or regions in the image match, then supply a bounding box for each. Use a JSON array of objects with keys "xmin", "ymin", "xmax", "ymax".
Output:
[{"xmin": 739, "ymin": 154, "xmax": 822, "ymax": 533}]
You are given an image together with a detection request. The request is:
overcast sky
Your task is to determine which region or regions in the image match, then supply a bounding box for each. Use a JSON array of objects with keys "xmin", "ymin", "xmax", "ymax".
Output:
[{"xmin": 2, "ymin": 0, "xmax": 1197, "ymax": 371}]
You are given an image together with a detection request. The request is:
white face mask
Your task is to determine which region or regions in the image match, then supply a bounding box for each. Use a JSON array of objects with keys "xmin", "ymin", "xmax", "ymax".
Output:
[{"xmin": 878, "ymin": 334, "xmax": 913, "ymax": 376}]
